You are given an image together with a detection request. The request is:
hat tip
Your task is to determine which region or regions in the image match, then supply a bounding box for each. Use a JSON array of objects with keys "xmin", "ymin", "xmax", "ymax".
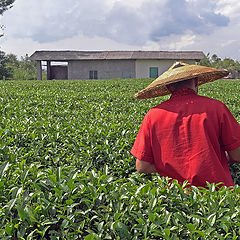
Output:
[{"xmin": 171, "ymin": 61, "xmax": 186, "ymax": 70}]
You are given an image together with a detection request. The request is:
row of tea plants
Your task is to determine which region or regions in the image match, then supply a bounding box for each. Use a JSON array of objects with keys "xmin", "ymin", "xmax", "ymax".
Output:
[{"xmin": 0, "ymin": 79, "xmax": 240, "ymax": 239}]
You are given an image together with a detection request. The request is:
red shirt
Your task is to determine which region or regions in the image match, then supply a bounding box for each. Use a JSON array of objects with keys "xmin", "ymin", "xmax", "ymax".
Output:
[{"xmin": 131, "ymin": 88, "xmax": 240, "ymax": 187}]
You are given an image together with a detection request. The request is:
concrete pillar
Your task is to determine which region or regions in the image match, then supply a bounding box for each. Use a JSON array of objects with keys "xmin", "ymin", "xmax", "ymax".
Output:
[
  {"xmin": 36, "ymin": 61, "xmax": 42, "ymax": 80},
  {"xmin": 47, "ymin": 61, "xmax": 51, "ymax": 80}
]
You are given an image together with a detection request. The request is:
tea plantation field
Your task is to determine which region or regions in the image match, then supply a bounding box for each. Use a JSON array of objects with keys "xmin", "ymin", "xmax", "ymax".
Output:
[{"xmin": 0, "ymin": 79, "xmax": 240, "ymax": 239}]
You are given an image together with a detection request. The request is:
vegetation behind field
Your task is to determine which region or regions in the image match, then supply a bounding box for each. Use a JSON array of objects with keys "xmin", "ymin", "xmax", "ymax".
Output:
[{"xmin": 0, "ymin": 79, "xmax": 240, "ymax": 239}]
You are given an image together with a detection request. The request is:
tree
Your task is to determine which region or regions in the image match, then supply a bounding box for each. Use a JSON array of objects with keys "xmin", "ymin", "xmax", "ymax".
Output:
[
  {"xmin": 0, "ymin": 0, "xmax": 15, "ymax": 15},
  {"xmin": 6, "ymin": 54, "xmax": 37, "ymax": 80},
  {"xmin": 0, "ymin": 51, "xmax": 11, "ymax": 79},
  {"xmin": 200, "ymin": 53, "xmax": 240, "ymax": 72},
  {"xmin": 198, "ymin": 53, "xmax": 211, "ymax": 67},
  {"xmin": 0, "ymin": 1, "xmax": 16, "ymax": 78},
  {"xmin": 0, "ymin": 0, "xmax": 15, "ymax": 37}
]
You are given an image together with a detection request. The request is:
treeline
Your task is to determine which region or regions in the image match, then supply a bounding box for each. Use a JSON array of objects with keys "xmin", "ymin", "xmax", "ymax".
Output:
[
  {"xmin": 0, "ymin": 51, "xmax": 37, "ymax": 80},
  {"xmin": 199, "ymin": 53, "xmax": 240, "ymax": 72}
]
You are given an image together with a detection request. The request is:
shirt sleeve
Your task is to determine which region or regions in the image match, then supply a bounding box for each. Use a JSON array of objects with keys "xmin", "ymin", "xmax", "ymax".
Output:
[
  {"xmin": 130, "ymin": 113, "xmax": 154, "ymax": 163},
  {"xmin": 220, "ymin": 104, "xmax": 240, "ymax": 151}
]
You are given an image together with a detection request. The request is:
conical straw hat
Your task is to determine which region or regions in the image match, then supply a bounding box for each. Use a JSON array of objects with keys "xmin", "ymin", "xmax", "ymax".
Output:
[{"xmin": 134, "ymin": 62, "xmax": 229, "ymax": 99}]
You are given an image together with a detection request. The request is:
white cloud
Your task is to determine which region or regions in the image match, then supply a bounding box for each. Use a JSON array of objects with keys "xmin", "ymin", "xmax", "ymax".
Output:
[
  {"xmin": 0, "ymin": 33, "xmax": 140, "ymax": 58},
  {"xmin": 220, "ymin": 39, "xmax": 237, "ymax": 48},
  {"xmin": 2, "ymin": 0, "xmax": 229, "ymax": 44},
  {"xmin": 106, "ymin": 0, "xmax": 148, "ymax": 9},
  {"xmin": 216, "ymin": 0, "xmax": 240, "ymax": 20},
  {"xmin": 0, "ymin": 0, "xmax": 239, "ymax": 61},
  {"xmin": 143, "ymin": 32, "xmax": 197, "ymax": 51}
]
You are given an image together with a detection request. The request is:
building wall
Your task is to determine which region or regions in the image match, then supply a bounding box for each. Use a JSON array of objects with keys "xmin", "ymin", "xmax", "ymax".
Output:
[
  {"xmin": 135, "ymin": 59, "xmax": 196, "ymax": 78},
  {"xmin": 68, "ymin": 59, "xmax": 136, "ymax": 80},
  {"xmin": 228, "ymin": 70, "xmax": 240, "ymax": 79}
]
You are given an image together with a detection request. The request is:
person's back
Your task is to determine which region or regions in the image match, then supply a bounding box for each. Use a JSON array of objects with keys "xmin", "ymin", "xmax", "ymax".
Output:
[
  {"xmin": 131, "ymin": 62, "xmax": 240, "ymax": 188},
  {"xmin": 141, "ymin": 88, "xmax": 237, "ymax": 187}
]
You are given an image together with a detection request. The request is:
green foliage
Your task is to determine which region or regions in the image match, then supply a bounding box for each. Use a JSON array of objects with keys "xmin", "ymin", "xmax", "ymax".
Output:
[
  {"xmin": 6, "ymin": 54, "xmax": 37, "ymax": 80},
  {"xmin": 0, "ymin": 79, "xmax": 240, "ymax": 239},
  {"xmin": 199, "ymin": 53, "xmax": 240, "ymax": 72},
  {"xmin": 0, "ymin": 51, "xmax": 12, "ymax": 79},
  {"xmin": 198, "ymin": 53, "xmax": 212, "ymax": 67}
]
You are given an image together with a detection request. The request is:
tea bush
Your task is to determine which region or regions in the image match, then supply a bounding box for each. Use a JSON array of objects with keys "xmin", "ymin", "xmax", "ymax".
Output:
[{"xmin": 0, "ymin": 79, "xmax": 240, "ymax": 239}]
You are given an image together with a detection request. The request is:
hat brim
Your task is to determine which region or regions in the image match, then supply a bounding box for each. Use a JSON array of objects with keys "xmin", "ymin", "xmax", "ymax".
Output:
[{"xmin": 134, "ymin": 64, "xmax": 229, "ymax": 99}]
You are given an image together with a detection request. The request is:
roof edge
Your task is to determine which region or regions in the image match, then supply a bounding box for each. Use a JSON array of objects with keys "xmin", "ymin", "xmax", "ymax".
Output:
[{"xmin": 29, "ymin": 50, "xmax": 205, "ymax": 61}]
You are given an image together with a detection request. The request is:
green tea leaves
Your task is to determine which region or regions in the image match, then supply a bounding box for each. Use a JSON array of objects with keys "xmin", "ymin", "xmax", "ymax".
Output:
[{"xmin": 0, "ymin": 79, "xmax": 239, "ymax": 238}]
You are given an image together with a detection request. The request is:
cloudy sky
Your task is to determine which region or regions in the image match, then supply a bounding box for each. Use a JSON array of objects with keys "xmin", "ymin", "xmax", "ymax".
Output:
[{"xmin": 1, "ymin": 0, "xmax": 240, "ymax": 60}]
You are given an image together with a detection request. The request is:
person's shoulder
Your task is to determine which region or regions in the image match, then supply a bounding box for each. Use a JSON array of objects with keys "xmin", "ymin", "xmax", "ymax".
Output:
[
  {"xmin": 146, "ymin": 99, "xmax": 172, "ymax": 118},
  {"xmin": 144, "ymin": 103, "xmax": 162, "ymax": 117},
  {"xmin": 149, "ymin": 100, "xmax": 169, "ymax": 111},
  {"xmin": 197, "ymin": 95, "xmax": 226, "ymax": 106},
  {"xmin": 197, "ymin": 95, "xmax": 231, "ymax": 114}
]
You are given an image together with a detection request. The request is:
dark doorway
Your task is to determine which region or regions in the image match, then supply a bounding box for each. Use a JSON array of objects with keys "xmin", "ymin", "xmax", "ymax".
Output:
[{"xmin": 50, "ymin": 65, "xmax": 68, "ymax": 80}]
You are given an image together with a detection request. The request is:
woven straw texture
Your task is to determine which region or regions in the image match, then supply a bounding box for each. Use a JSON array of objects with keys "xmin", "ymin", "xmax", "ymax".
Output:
[{"xmin": 135, "ymin": 62, "xmax": 229, "ymax": 99}]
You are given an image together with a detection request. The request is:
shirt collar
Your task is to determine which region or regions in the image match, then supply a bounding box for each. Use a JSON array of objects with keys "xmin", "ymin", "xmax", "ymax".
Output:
[{"xmin": 170, "ymin": 88, "xmax": 197, "ymax": 98}]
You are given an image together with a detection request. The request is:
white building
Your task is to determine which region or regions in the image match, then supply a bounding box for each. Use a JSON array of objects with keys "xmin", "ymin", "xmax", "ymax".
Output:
[{"xmin": 30, "ymin": 50, "xmax": 205, "ymax": 80}]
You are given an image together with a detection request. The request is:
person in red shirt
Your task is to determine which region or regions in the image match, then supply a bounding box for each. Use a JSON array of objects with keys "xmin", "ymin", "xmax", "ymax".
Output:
[{"xmin": 131, "ymin": 62, "xmax": 240, "ymax": 188}]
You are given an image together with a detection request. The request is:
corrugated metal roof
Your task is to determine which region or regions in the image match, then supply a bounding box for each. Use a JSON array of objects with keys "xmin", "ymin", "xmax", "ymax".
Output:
[{"xmin": 30, "ymin": 50, "xmax": 205, "ymax": 61}]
